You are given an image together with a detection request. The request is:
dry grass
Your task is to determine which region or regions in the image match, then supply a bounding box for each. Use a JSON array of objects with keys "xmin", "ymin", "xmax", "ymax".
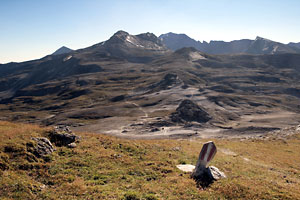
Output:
[{"xmin": 0, "ymin": 121, "xmax": 300, "ymax": 199}]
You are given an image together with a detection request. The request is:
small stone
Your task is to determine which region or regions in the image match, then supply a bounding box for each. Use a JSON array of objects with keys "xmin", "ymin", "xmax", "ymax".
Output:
[
  {"xmin": 67, "ymin": 143, "xmax": 76, "ymax": 148},
  {"xmin": 40, "ymin": 184, "xmax": 46, "ymax": 190},
  {"xmin": 172, "ymin": 146, "xmax": 181, "ymax": 151}
]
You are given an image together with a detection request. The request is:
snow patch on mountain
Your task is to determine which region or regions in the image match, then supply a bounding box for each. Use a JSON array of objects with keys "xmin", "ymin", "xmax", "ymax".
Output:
[
  {"xmin": 125, "ymin": 35, "xmax": 144, "ymax": 48},
  {"xmin": 189, "ymin": 52, "xmax": 206, "ymax": 61},
  {"xmin": 63, "ymin": 55, "xmax": 72, "ymax": 62}
]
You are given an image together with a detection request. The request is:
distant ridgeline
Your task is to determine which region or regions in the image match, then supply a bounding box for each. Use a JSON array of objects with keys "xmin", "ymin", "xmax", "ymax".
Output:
[{"xmin": 159, "ymin": 32, "xmax": 300, "ymax": 55}]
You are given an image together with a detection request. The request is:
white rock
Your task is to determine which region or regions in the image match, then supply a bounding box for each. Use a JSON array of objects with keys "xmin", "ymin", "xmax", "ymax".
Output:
[
  {"xmin": 209, "ymin": 166, "xmax": 226, "ymax": 180},
  {"xmin": 176, "ymin": 164, "xmax": 195, "ymax": 172},
  {"xmin": 67, "ymin": 142, "xmax": 77, "ymax": 148}
]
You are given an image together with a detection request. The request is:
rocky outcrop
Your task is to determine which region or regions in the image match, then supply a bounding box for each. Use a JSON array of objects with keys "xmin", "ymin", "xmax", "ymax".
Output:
[
  {"xmin": 29, "ymin": 137, "xmax": 55, "ymax": 157},
  {"xmin": 149, "ymin": 73, "xmax": 181, "ymax": 91},
  {"xmin": 171, "ymin": 100, "xmax": 211, "ymax": 123},
  {"xmin": 48, "ymin": 125, "xmax": 79, "ymax": 147}
]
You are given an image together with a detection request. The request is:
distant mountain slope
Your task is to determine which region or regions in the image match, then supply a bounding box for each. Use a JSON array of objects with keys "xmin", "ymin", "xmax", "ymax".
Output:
[
  {"xmin": 52, "ymin": 46, "xmax": 73, "ymax": 55},
  {"xmin": 203, "ymin": 39, "xmax": 252, "ymax": 54},
  {"xmin": 159, "ymin": 33, "xmax": 300, "ymax": 55},
  {"xmin": 159, "ymin": 33, "xmax": 201, "ymax": 51},
  {"xmin": 85, "ymin": 30, "xmax": 170, "ymax": 63},
  {"xmin": 159, "ymin": 32, "xmax": 252, "ymax": 54},
  {"xmin": 288, "ymin": 42, "xmax": 300, "ymax": 49},
  {"xmin": 0, "ymin": 30, "xmax": 170, "ymax": 101},
  {"xmin": 246, "ymin": 37, "xmax": 299, "ymax": 54}
]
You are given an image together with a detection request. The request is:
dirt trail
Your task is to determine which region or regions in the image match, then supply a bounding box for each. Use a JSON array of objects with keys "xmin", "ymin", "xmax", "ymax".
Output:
[
  {"xmin": 114, "ymin": 101, "xmax": 150, "ymax": 134},
  {"xmin": 129, "ymin": 102, "xmax": 148, "ymax": 118}
]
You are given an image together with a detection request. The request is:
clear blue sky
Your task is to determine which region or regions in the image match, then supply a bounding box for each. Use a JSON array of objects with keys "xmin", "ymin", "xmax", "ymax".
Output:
[{"xmin": 1, "ymin": 0, "xmax": 300, "ymax": 63}]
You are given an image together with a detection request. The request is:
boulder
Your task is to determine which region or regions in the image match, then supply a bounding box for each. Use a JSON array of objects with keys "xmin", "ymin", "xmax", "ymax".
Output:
[
  {"xmin": 171, "ymin": 100, "xmax": 211, "ymax": 123},
  {"xmin": 30, "ymin": 137, "xmax": 54, "ymax": 157}
]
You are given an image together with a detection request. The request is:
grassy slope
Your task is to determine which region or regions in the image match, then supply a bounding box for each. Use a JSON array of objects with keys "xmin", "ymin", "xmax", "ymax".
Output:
[{"xmin": 0, "ymin": 121, "xmax": 300, "ymax": 200}]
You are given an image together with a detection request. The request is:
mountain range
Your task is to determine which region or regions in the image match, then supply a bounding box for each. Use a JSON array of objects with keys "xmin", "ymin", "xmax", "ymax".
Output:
[
  {"xmin": 0, "ymin": 30, "xmax": 299, "ymax": 138},
  {"xmin": 159, "ymin": 32, "xmax": 300, "ymax": 55},
  {"xmin": 51, "ymin": 32, "xmax": 300, "ymax": 59}
]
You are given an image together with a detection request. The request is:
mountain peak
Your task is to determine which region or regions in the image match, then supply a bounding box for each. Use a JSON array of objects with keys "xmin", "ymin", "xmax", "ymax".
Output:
[
  {"xmin": 159, "ymin": 32, "xmax": 199, "ymax": 51},
  {"xmin": 136, "ymin": 32, "xmax": 163, "ymax": 45},
  {"xmin": 107, "ymin": 30, "xmax": 131, "ymax": 44},
  {"xmin": 105, "ymin": 31, "xmax": 166, "ymax": 50},
  {"xmin": 255, "ymin": 36, "xmax": 264, "ymax": 40},
  {"xmin": 136, "ymin": 32, "xmax": 157, "ymax": 39},
  {"xmin": 159, "ymin": 32, "xmax": 192, "ymax": 41},
  {"xmin": 255, "ymin": 36, "xmax": 273, "ymax": 42},
  {"xmin": 88, "ymin": 31, "xmax": 169, "ymax": 63},
  {"xmin": 52, "ymin": 46, "xmax": 73, "ymax": 55},
  {"xmin": 113, "ymin": 30, "xmax": 129, "ymax": 37}
]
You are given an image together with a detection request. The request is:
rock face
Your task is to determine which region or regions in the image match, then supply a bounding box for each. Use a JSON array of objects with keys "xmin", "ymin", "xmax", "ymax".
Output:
[
  {"xmin": 49, "ymin": 125, "xmax": 79, "ymax": 146},
  {"xmin": 171, "ymin": 100, "xmax": 211, "ymax": 123},
  {"xmin": 30, "ymin": 137, "xmax": 54, "ymax": 157}
]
